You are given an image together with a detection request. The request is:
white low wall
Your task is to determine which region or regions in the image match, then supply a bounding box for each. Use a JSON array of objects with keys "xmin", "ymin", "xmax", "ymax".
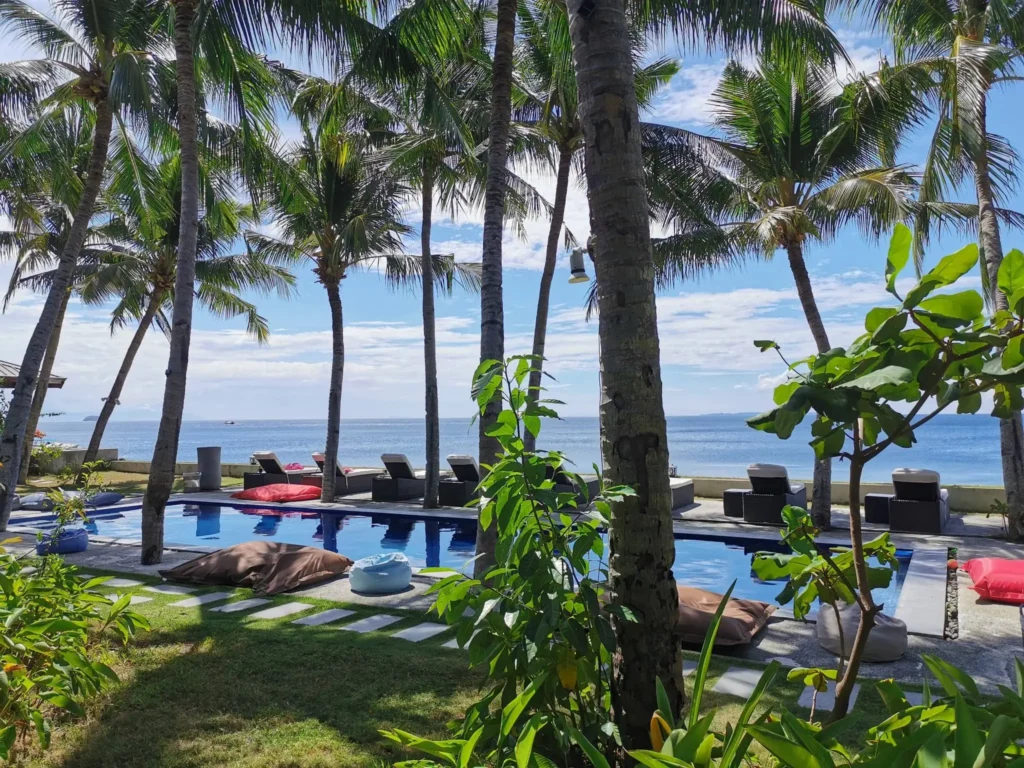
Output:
[
  {"xmin": 111, "ymin": 460, "xmax": 253, "ymax": 478},
  {"xmin": 38, "ymin": 448, "xmax": 119, "ymax": 474}
]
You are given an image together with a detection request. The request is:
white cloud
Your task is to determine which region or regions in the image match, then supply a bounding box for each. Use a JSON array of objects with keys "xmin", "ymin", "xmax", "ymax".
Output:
[{"xmin": 646, "ymin": 62, "xmax": 726, "ymax": 126}]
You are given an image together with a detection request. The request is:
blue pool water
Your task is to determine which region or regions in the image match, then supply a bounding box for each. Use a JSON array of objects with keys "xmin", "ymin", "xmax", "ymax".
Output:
[{"xmin": 57, "ymin": 503, "xmax": 911, "ymax": 610}]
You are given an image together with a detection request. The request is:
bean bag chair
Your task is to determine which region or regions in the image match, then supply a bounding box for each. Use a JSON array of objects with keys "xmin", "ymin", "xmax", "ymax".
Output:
[
  {"xmin": 231, "ymin": 483, "xmax": 321, "ymax": 503},
  {"xmin": 20, "ymin": 489, "xmax": 83, "ymax": 511},
  {"xmin": 36, "ymin": 528, "xmax": 89, "ymax": 555},
  {"xmin": 349, "ymin": 553, "xmax": 413, "ymax": 595},
  {"xmin": 817, "ymin": 602, "xmax": 907, "ymax": 662},
  {"xmin": 963, "ymin": 558, "xmax": 1024, "ymax": 604},
  {"xmin": 87, "ymin": 491, "xmax": 124, "ymax": 508},
  {"xmin": 675, "ymin": 586, "xmax": 776, "ymax": 646},
  {"xmin": 159, "ymin": 541, "xmax": 354, "ymax": 596}
]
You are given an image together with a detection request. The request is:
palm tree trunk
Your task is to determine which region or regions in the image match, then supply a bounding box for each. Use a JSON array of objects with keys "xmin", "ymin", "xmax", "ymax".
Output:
[
  {"xmin": 524, "ymin": 144, "xmax": 572, "ymax": 454},
  {"xmin": 785, "ymin": 240, "xmax": 833, "ymax": 529},
  {"xmin": 421, "ymin": 168, "xmax": 440, "ymax": 508},
  {"xmin": 19, "ymin": 289, "xmax": 71, "ymax": 484},
  {"xmin": 141, "ymin": 0, "xmax": 200, "ymax": 564},
  {"xmin": 474, "ymin": 0, "xmax": 516, "ymax": 578},
  {"xmin": 322, "ymin": 278, "xmax": 345, "ymax": 502},
  {"xmin": 973, "ymin": 100, "xmax": 1024, "ymax": 540},
  {"xmin": 0, "ymin": 98, "xmax": 113, "ymax": 526},
  {"xmin": 568, "ymin": 0, "xmax": 681, "ymax": 754},
  {"xmin": 80, "ymin": 294, "xmax": 161, "ymax": 478}
]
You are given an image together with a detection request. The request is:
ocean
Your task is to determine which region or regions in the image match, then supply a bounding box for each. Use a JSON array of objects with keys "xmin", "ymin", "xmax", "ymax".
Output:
[{"xmin": 37, "ymin": 412, "xmax": 1005, "ymax": 485}]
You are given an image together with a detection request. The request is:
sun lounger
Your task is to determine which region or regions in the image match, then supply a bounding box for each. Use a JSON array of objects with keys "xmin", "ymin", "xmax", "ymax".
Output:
[
  {"xmin": 742, "ymin": 463, "xmax": 807, "ymax": 524},
  {"xmin": 243, "ymin": 451, "xmax": 318, "ymax": 489},
  {"xmin": 887, "ymin": 468, "xmax": 949, "ymax": 534},
  {"xmin": 371, "ymin": 453, "xmax": 426, "ymax": 502},
  {"xmin": 310, "ymin": 452, "xmax": 378, "ymax": 496},
  {"xmin": 439, "ymin": 454, "xmax": 481, "ymax": 507}
]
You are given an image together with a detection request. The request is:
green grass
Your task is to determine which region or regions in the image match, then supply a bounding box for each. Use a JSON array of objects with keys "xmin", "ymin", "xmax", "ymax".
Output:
[
  {"xmin": 16, "ymin": 472, "xmax": 244, "ymax": 497},
  {"xmin": 21, "ymin": 570, "xmax": 897, "ymax": 767}
]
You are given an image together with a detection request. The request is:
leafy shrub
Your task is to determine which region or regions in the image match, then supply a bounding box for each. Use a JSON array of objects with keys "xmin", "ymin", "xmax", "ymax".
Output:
[
  {"xmin": 28, "ymin": 443, "xmax": 64, "ymax": 478},
  {"xmin": 0, "ymin": 542, "xmax": 149, "ymax": 760},
  {"xmin": 383, "ymin": 356, "xmax": 635, "ymax": 766}
]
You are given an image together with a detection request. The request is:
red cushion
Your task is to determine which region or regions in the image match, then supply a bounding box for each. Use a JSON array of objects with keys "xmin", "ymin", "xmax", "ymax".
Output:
[
  {"xmin": 231, "ymin": 484, "xmax": 321, "ymax": 503},
  {"xmin": 963, "ymin": 558, "xmax": 1024, "ymax": 604}
]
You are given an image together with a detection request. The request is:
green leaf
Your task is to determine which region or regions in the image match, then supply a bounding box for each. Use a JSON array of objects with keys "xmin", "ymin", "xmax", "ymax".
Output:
[
  {"xmin": 957, "ymin": 391, "xmax": 982, "ymax": 414},
  {"xmin": 866, "ymin": 307, "xmax": 898, "ymax": 333},
  {"xmin": 500, "ymin": 674, "xmax": 545, "ymax": 737},
  {"xmin": 886, "ymin": 224, "xmax": 912, "ymax": 294},
  {"xmin": 1004, "ymin": 337, "xmax": 1024, "ymax": 370},
  {"xmin": 872, "ymin": 312, "xmax": 908, "ymax": 343},
  {"xmin": 747, "ymin": 724, "xmax": 823, "ymax": 768},
  {"xmin": 919, "ymin": 291, "xmax": 984, "ymax": 324},
  {"xmin": 515, "ymin": 714, "xmax": 548, "ymax": 768},
  {"xmin": 754, "ymin": 340, "xmax": 779, "ymax": 351},
  {"xmin": 999, "ymin": 249, "xmax": 1024, "ymax": 298},
  {"xmin": 690, "ymin": 582, "xmax": 735, "ymax": 728},
  {"xmin": 656, "ymin": 677, "xmax": 675, "ymax": 729},
  {"xmin": 954, "ymin": 695, "xmax": 982, "ymax": 768},
  {"xmin": 569, "ymin": 727, "xmax": 611, "ymax": 768},
  {"xmin": 904, "ymin": 244, "xmax": 979, "ymax": 307},
  {"xmin": 837, "ymin": 366, "xmax": 914, "ymax": 391}
]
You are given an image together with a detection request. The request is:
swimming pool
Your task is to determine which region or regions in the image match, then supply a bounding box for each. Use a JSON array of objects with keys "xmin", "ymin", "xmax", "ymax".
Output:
[{"xmin": 31, "ymin": 502, "xmax": 912, "ymax": 610}]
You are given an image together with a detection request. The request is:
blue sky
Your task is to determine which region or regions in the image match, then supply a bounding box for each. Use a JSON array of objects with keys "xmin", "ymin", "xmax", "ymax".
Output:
[{"xmin": 2, "ymin": 10, "xmax": 1022, "ymax": 422}]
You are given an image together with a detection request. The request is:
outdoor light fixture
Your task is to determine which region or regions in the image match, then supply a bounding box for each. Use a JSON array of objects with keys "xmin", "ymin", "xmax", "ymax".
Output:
[{"xmin": 568, "ymin": 247, "xmax": 589, "ymax": 283}]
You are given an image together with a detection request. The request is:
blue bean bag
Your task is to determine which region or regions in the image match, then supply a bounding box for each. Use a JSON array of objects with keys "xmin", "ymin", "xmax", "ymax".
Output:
[
  {"xmin": 349, "ymin": 552, "xmax": 413, "ymax": 594},
  {"xmin": 87, "ymin": 492, "xmax": 124, "ymax": 508},
  {"xmin": 36, "ymin": 528, "xmax": 89, "ymax": 555}
]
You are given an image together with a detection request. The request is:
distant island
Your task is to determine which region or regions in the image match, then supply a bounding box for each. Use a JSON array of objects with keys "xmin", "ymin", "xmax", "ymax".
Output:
[{"xmin": 83, "ymin": 415, "xmax": 98, "ymax": 421}]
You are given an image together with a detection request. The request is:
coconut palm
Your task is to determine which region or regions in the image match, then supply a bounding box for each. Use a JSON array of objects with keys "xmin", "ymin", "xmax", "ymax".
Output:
[
  {"xmin": 870, "ymin": 0, "xmax": 1024, "ymax": 539},
  {"xmin": 0, "ymin": 0, "xmax": 163, "ymax": 524},
  {"xmin": 640, "ymin": 54, "xmax": 954, "ymax": 532},
  {"xmin": 249, "ymin": 123, "xmax": 480, "ymax": 503}
]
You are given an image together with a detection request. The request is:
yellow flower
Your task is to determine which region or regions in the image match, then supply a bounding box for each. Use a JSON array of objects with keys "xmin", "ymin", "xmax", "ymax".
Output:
[
  {"xmin": 650, "ymin": 712, "xmax": 672, "ymax": 751},
  {"xmin": 556, "ymin": 646, "xmax": 577, "ymax": 691},
  {"xmin": 3, "ymin": 663, "xmax": 24, "ymax": 673}
]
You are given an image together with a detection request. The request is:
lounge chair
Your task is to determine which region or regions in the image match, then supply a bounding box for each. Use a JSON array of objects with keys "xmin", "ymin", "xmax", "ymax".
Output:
[
  {"xmin": 310, "ymin": 452, "xmax": 378, "ymax": 496},
  {"xmin": 742, "ymin": 463, "xmax": 807, "ymax": 524},
  {"xmin": 242, "ymin": 451, "xmax": 318, "ymax": 489},
  {"xmin": 886, "ymin": 468, "xmax": 949, "ymax": 534},
  {"xmin": 371, "ymin": 453, "xmax": 426, "ymax": 502},
  {"xmin": 439, "ymin": 454, "xmax": 481, "ymax": 507}
]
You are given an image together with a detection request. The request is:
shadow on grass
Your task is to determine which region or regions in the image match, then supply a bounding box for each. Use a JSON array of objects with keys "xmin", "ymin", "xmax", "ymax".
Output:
[{"xmin": 38, "ymin": 606, "xmax": 482, "ymax": 768}]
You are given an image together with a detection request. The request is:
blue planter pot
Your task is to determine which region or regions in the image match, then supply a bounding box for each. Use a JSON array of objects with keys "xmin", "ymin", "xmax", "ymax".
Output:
[{"xmin": 36, "ymin": 528, "xmax": 89, "ymax": 556}]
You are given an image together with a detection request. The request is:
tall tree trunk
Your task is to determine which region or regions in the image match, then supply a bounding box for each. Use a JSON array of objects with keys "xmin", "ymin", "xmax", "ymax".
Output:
[
  {"xmin": 322, "ymin": 278, "xmax": 345, "ymax": 502},
  {"xmin": 141, "ymin": 0, "xmax": 199, "ymax": 564},
  {"xmin": 19, "ymin": 289, "xmax": 71, "ymax": 483},
  {"xmin": 830, "ymin": 444, "xmax": 879, "ymax": 720},
  {"xmin": 568, "ymin": 0, "xmax": 681, "ymax": 755},
  {"xmin": 785, "ymin": 240, "xmax": 833, "ymax": 529},
  {"xmin": 524, "ymin": 144, "xmax": 572, "ymax": 454},
  {"xmin": 0, "ymin": 98, "xmax": 113, "ymax": 525},
  {"xmin": 974, "ymin": 101, "xmax": 1024, "ymax": 540},
  {"xmin": 421, "ymin": 168, "xmax": 440, "ymax": 508},
  {"xmin": 80, "ymin": 294, "xmax": 161, "ymax": 478},
  {"xmin": 474, "ymin": 0, "xmax": 516, "ymax": 578}
]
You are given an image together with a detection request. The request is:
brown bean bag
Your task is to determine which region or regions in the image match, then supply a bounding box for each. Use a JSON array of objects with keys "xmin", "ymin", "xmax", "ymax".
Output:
[
  {"xmin": 675, "ymin": 586, "xmax": 776, "ymax": 646},
  {"xmin": 159, "ymin": 541, "xmax": 354, "ymax": 596}
]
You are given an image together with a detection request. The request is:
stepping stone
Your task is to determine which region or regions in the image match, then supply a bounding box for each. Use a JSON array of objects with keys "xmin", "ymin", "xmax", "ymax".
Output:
[
  {"xmin": 75, "ymin": 573, "xmax": 95, "ymax": 579},
  {"xmin": 169, "ymin": 591, "xmax": 235, "ymax": 608},
  {"xmin": 393, "ymin": 623, "xmax": 448, "ymax": 642},
  {"xmin": 338, "ymin": 614, "xmax": 401, "ymax": 634},
  {"xmin": 144, "ymin": 584, "xmax": 196, "ymax": 596},
  {"xmin": 104, "ymin": 578, "xmax": 144, "ymax": 588},
  {"xmin": 108, "ymin": 594, "xmax": 152, "ymax": 605},
  {"xmin": 442, "ymin": 630, "xmax": 478, "ymax": 650},
  {"xmin": 797, "ymin": 681, "xmax": 861, "ymax": 712},
  {"xmin": 292, "ymin": 608, "xmax": 355, "ymax": 626},
  {"xmin": 767, "ymin": 656, "xmax": 800, "ymax": 668},
  {"xmin": 904, "ymin": 691, "xmax": 924, "ymax": 706},
  {"xmin": 246, "ymin": 603, "xmax": 314, "ymax": 621},
  {"xmin": 712, "ymin": 667, "xmax": 765, "ymax": 698},
  {"xmin": 212, "ymin": 598, "xmax": 271, "ymax": 614}
]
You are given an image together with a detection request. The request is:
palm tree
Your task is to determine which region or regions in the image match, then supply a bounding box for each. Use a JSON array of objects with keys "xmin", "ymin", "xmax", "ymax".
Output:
[
  {"xmin": 872, "ymin": 0, "xmax": 1024, "ymax": 539},
  {"xmin": 249, "ymin": 123, "xmax": 480, "ymax": 503},
  {"xmin": 642, "ymin": 54, "xmax": 946, "ymax": 530},
  {"xmin": 564, "ymin": 0, "xmax": 843, "ymax": 753},
  {"xmin": 0, "ymin": 0, "xmax": 162, "ymax": 525},
  {"xmin": 513, "ymin": 2, "xmax": 678, "ymax": 452},
  {"xmin": 71, "ymin": 154, "xmax": 296, "ymax": 474}
]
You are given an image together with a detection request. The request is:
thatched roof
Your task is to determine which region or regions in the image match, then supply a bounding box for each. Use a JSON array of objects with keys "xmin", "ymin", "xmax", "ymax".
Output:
[{"xmin": 0, "ymin": 360, "xmax": 66, "ymax": 389}]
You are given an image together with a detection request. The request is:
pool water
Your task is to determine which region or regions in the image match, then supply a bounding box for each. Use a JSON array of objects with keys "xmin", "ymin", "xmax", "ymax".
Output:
[{"xmin": 59, "ymin": 502, "xmax": 911, "ymax": 610}]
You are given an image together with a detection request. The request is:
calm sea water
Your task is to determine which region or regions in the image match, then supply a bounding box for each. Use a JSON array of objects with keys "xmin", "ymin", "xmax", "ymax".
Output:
[{"xmin": 37, "ymin": 412, "xmax": 1003, "ymax": 484}]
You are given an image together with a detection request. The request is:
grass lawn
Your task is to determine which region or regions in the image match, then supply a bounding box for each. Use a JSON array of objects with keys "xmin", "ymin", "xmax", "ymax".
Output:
[
  {"xmin": 16, "ymin": 472, "xmax": 244, "ymax": 497},
  {"xmin": 17, "ymin": 569, "xmax": 901, "ymax": 768}
]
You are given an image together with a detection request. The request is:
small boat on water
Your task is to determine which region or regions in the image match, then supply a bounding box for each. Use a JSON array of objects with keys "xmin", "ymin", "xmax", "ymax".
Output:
[{"xmin": 224, "ymin": 420, "xmax": 236, "ymax": 425}]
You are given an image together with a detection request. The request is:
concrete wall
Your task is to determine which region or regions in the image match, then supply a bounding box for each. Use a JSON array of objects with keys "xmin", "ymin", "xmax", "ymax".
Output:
[
  {"xmin": 689, "ymin": 476, "xmax": 1003, "ymax": 514},
  {"xmin": 111, "ymin": 460, "xmax": 252, "ymax": 478},
  {"xmin": 38, "ymin": 448, "xmax": 119, "ymax": 474}
]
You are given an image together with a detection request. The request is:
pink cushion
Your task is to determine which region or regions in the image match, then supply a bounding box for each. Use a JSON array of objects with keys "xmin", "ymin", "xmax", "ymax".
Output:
[
  {"xmin": 963, "ymin": 558, "xmax": 1024, "ymax": 604},
  {"xmin": 231, "ymin": 484, "xmax": 321, "ymax": 503}
]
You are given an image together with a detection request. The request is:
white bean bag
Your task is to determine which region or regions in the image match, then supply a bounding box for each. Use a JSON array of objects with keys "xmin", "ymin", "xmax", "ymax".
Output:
[
  {"xmin": 817, "ymin": 602, "xmax": 908, "ymax": 662},
  {"xmin": 349, "ymin": 552, "xmax": 413, "ymax": 594}
]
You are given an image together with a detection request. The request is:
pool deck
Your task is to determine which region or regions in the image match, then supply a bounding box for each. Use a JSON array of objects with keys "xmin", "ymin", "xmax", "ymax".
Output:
[{"xmin": 8, "ymin": 492, "xmax": 1023, "ymax": 692}]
